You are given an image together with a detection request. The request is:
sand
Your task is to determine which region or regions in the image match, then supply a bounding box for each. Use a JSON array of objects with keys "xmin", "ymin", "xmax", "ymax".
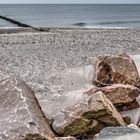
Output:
[{"xmin": 0, "ymin": 28, "xmax": 140, "ymax": 119}]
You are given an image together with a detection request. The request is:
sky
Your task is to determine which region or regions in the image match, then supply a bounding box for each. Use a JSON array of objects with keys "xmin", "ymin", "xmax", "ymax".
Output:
[{"xmin": 0, "ymin": 0, "xmax": 140, "ymax": 4}]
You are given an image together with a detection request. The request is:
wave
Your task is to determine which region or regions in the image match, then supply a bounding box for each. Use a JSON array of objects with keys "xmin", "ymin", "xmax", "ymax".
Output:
[
  {"xmin": 73, "ymin": 22, "xmax": 87, "ymax": 27},
  {"xmin": 84, "ymin": 25, "xmax": 127, "ymax": 29},
  {"xmin": 72, "ymin": 20, "xmax": 140, "ymax": 28},
  {"xmin": 99, "ymin": 20, "xmax": 140, "ymax": 25}
]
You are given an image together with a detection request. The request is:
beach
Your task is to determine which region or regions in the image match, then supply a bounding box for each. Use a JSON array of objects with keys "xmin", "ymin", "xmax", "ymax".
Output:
[
  {"xmin": 0, "ymin": 3, "xmax": 140, "ymax": 139},
  {"xmin": 0, "ymin": 28, "xmax": 140, "ymax": 116},
  {"xmin": 1, "ymin": 28, "xmax": 140, "ymax": 139}
]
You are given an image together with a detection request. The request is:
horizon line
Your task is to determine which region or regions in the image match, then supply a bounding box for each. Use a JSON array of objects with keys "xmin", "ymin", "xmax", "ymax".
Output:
[{"xmin": 0, "ymin": 3, "xmax": 140, "ymax": 4}]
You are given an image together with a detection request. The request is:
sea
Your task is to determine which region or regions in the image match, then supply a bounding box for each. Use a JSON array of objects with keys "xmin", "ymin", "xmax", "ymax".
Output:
[{"xmin": 0, "ymin": 4, "xmax": 140, "ymax": 28}]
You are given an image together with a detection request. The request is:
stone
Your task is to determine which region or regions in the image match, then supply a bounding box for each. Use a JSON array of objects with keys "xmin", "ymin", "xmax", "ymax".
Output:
[
  {"xmin": 52, "ymin": 112, "xmax": 92, "ymax": 136},
  {"xmin": 97, "ymin": 115, "xmax": 125, "ymax": 126},
  {"xmin": 116, "ymin": 99, "xmax": 140, "ymax": 111},
  {"xmin": 137, "ymin": 117, "xmax": 140, "ymax": 128},
  {"xmin": 128, "ymin": 124, "xmax": 140, "ymax": 130},
  {"xmin": 97, "ymin": 134, "xmax": 140, "ymax": 140},
  {"xmin": 98, "ymin": 126, "xmax": 140, "ymax": 139},
  {"xmin": 0, "ymin": 78, "xmax": 55, "ymax": 140},
  {"xmin": 123, "ymin": 116, "xmax": 131, "ymax": 125},
  {"xmin": 86, "ymin": 84, "xmax": 140, "ymax": 110},
  {"xmin": 93, "ymin": 54, "xmax": 140, "ymax": 87},
  {"xmin": 87, "ymin": 120, "xmax": 105, "ymax": 135},
  {"xmin": 52, "ymin": 91, "xmax": 125, "ymax": 136},
  {"xmin": 56, "ymin": 136, "xmax": 76, "ymax": 140}
]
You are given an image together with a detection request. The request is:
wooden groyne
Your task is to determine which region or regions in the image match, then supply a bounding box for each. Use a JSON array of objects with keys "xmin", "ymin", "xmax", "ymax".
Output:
[{"xmin": 0, "ymin": 15, "xmax": 45, "ymax": 31}]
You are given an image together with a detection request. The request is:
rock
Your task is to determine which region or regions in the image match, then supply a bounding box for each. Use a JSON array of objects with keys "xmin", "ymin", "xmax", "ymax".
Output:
[
  {"xmin": 98, "ymin": 126, "xmax": 140, "ymax": 138},
  {"xmin": 97, "ymin": 134, "xmax": 140, "ymax": 140},
  {"xmin": 123, "ymin": 116, "xmax": 131, "ymax": 125},
  {"xmin": 128, "ymin": 124, "xmax": 140, "ymax": 130},
  {"xmin": 136, "ymin": 117, "xmax": 140, "ymax": 128},
  {"xmin": 97, "ymin": 115, "xmax": 125, "ymax": 126},
  {"xmin": 86, "ymin": 84, "xmax": 140, "ymax": 110},
  {"xmin": 52, "ymin": 91, "xmax": 125, "ymax": 136},
  {"xmin": 56, "ymin": 136, "xmax": 76, "ymax": 140},
  {"xmin": 116, "ymin": 99, "xmax": 140, "ymax": 111},
  {"xmin": 87, "ymin": 120, "xmax": 105, "ymax": 135},
  {"xmin": 0, "ymin": 78, "xmax": 55, "ymax": 140},
  {"xmin": 93, "ymin": 54, "xmax": 140, "ymax": 87},
  {"xmin": 52, "ymin": 112, "xmax": 93, "ymax": 136}
]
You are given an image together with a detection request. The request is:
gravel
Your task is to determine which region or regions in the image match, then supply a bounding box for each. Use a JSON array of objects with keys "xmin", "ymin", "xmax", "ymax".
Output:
[{"xmin": 0, "ymin": 28, "xmax": 140, "ymax": 119}]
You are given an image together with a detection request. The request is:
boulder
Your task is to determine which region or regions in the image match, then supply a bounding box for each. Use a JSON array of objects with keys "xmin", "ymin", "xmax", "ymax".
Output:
[
  {"xmin": 86, "ymin": 84, "xmax": 140, "ymax": 111},
  {"xmin": 87, "ymin": 120, "xmax": 105, "ymax": 136},
  {"xmin": 97, "ymin": 134, "xmax": 140, "ymax": 140},
  {"xmin": 137, "ymin": 117, "xmax": 140, "ymax": 128},
  {"xmin": 56, "ymin": 136, "xmax": 76, "ymax": 140},
  {"xmin": 116, "ymin": 99, "xmax": 140, "ymax": 111},
  {"xmin": 98, "ymin": 126, "xmax": 140, "ymax": 139},
  {"xmin": 0, "ymin": 78, "xmax": 55, "ymax": 140},
  {"xmin": 128, "ymin": 124, "xmax": 140, "ymax": 130},
  {"xmin": 52, "ymin": 91, "xmax": 125, "ymax": 136},
  {"xmin": 93, "ymin": 54, "xmax": 140, "ymax": 87},
  {"xmin": 123, "ymin": 116, "xmax": 131, "ymax": 125},
  {"xmin": 97, "ymin": 115, "xmax": 125, "ymax": 126}
]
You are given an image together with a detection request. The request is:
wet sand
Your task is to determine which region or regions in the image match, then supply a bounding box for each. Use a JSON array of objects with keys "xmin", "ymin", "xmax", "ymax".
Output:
[{"xmin": 0, "ymin": 28, "xmax": 140, "ymax": 119}]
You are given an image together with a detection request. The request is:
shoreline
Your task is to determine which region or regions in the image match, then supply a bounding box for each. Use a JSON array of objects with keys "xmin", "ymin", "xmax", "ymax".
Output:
[
  {"xmin": 0, "ymin": 26, "xmax": 140, "ymax": 139},
  {"xmin": 0, "ymin": 27, "xmax": 140, "ymax": 34},
  {"xmin": 0, "ymin": 27, "xmax": 140, "ymax": 103}
]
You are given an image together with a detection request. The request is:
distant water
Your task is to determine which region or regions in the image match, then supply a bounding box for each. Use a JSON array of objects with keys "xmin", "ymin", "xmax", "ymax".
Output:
[{"xmin": 0, "ymin": 4, "xmax": 140, "ymax": 28}]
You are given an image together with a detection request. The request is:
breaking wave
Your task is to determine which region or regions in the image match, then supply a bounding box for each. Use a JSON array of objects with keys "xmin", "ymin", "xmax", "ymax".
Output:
[{"xmin": 73, "ymin": 20, "xmax": 140, "ymax": 28}]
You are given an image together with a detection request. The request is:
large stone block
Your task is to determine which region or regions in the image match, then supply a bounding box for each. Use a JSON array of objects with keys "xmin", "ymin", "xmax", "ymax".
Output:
[
  {"xmin": 56, "ymin": 136, "xmax": 76, "ymax": 140},
  {"xmin": 86, "ymin": 84, "xmax": 140, "ymax": 110},
  {"xmin": 93, "ymin": 54, "xmax": 140, "ymax": 87},
  {"xmin": 98, "ymin": 126, "xmax": 140, "ymax": 139},
  {"xmin": 52, "ymin": 91, "xmax": 125, "ymax": 136},
  {"xmin": 0, "ymin": 78, "xmax": 55, "ymax": 140}
]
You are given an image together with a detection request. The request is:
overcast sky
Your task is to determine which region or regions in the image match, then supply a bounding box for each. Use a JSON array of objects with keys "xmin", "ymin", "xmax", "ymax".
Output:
[{"xmin": 0, "ymin": 0, "xmax": 140, "ymax": 4}]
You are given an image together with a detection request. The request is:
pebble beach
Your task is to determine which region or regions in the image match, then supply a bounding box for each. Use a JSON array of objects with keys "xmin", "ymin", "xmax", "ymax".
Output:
[
  {"xmin": 1, "ymin": 28, "xmax": 140, "ymax": 139},
  {"xmin": 0, "ymin": 27, "xmax": 140, "ymax": 112}
]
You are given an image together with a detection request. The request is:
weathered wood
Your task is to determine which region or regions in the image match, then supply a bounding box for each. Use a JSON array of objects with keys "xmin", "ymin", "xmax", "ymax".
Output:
[{"xmin": 0, "ymin": 15, "xmax": 44, "ymax": 31}]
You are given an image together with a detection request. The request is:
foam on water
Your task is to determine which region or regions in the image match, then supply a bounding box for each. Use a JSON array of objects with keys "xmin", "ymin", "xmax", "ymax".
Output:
[
  {"xmin": 43, "ymin": 65, "xmax": 94, "ymax": 118},
  {"xmin": 46, "ymin": 55, "xmax": 140, "ymax": 123}
]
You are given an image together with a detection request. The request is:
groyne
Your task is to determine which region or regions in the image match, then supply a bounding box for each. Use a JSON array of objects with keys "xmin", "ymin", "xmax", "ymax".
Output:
[{"xmin": 0, "ymin": 15, "xmax": 45, "ymax": 31}]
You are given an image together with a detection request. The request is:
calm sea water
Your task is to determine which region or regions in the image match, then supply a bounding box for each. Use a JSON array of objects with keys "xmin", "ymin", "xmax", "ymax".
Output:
[{"xmin": 0, "ymin": 4, "xmax": 140, "ymax": 28}]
